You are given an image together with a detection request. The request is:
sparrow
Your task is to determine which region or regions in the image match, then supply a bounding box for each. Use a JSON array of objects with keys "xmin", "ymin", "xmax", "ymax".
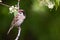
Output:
[{"xmin": 7, "ymin": 9, "xmax": 26, "ymax": 34}]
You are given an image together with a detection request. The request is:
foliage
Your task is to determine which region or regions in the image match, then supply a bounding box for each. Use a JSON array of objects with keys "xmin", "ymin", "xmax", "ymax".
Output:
[{"xmin": 0, "ymin": 0, "xmax": 60, "ymax": 40}]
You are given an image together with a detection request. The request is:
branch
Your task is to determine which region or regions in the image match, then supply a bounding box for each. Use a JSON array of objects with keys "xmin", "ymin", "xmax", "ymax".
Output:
[
  {"xmin": 15, "ymin": 27, "xmax": 21, "ymax": 40},
  {"xmin": 0, "ymin": 3, "xmax": 10, "ymax": 7},
  {"xmin": 18, "ymin": 0, "xmax": 20, "ymax": 10}
]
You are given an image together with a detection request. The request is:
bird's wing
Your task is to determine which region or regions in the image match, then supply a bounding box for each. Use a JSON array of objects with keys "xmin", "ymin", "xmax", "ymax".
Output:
[
  {"xmin": 11, "ymin": 14, "xmax": 19, "ymax": 26},
  {"xmin": 7, "ymin": 15, "xmax": 19, "ymax": 34}
]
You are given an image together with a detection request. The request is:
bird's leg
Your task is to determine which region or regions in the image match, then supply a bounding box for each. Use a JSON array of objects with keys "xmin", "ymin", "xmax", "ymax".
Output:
[
  {"xmin": 15, "ymin": 26, "xmax": 21, "ymax": 40},
  {"xmin": 7, "ymin": 25, "xmax": 14, "ymax": 34}
]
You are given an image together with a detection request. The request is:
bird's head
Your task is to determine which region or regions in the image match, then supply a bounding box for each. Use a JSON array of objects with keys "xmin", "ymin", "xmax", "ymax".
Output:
[
  {"xmin": 18, "ymin": 9, "xmax": 25, "ymax": 15},
  {"xmin": 18, "ymin": 9, "xmax": 26, "ymax": 19}
]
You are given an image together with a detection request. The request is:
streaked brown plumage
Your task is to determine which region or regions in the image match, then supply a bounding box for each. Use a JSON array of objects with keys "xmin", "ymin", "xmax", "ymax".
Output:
[{"xmin": 7, "ymin": 9, "xmax": 26, "ymax": 34}]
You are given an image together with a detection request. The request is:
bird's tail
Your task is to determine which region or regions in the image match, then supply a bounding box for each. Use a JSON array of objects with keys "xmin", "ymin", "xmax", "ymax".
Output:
[{"xmin": 7, "ymin": 26, "xmax": 14, "ymax": 34}]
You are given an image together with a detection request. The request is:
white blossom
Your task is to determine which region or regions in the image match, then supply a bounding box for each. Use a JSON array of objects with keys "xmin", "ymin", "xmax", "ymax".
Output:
[
  {"xmin": 47, "ymin": 1, "xmax": 55, "ymax": 9},
  {"xmin": 0, "ymin": 0, "xmax": 2, "ymax": 2},
  {"xmin": 39, "ymin": 0, "xmax": 55, "ymax": 9},
  {"xmin": 9, "ymin": 6, "xmax": 18, "ymax": 13}
]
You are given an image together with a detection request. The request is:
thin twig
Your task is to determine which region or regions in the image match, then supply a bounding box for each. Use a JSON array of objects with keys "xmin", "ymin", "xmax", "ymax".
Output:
[
  {"xmin": 15, "ymin": 27, "xmax": 21, "ymax": 40},
  {"xmin": 0, "ymin": 3, "xmax": 10, "ymax": 7},
  {"xmin": 18, "ymin": 0, "xmax": 20, "ymax": 10}
]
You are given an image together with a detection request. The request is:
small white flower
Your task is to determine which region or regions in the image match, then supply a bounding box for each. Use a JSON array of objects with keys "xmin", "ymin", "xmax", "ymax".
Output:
[
  {"xmin": 47, "ymin": 1, "xmax": 55, "ymax": 9},
  {"xmin": 9, "ymin": 6, "xmax": 14, "ymax": 11},
  {"xmin": 9, "ymin": 5, "xmax": 18, "ymax": 13},
  {"xmin": 15, "ymin": 6, "xmax": 18, "ymax": 9},
  {"xmin": 39, "ymin": 0, "xmax": 55, "ymax": 9},
  {"xmin": 0, "ymin": 0, "xmax": 2, "ymax": 2}
]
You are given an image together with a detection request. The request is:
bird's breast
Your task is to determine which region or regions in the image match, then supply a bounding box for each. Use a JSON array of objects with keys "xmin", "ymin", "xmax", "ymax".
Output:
[{"xmin": 15, "ymin": 19, "xmax": 24, "ymax": 26}]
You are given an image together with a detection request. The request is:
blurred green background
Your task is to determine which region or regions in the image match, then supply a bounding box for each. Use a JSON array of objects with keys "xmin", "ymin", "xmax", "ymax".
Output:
[{"xmin": 0, "ymin": 0, "xmax": 60, "ymax": 40}]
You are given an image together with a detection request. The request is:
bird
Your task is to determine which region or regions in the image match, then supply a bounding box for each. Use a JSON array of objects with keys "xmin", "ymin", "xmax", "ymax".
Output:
[
  {"xmin": 7, "ymin": 9, "xmax": 26, "ymax": 34},
  {"xmin": 7, "ymin": 0, "xmax": 26, "ymax": 35}
]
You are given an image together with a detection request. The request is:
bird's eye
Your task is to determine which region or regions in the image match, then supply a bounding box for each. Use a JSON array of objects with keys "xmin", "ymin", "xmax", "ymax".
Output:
[{"xmin": 19, "ymin": 12, "xmax": 23, "ymax": 14}]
